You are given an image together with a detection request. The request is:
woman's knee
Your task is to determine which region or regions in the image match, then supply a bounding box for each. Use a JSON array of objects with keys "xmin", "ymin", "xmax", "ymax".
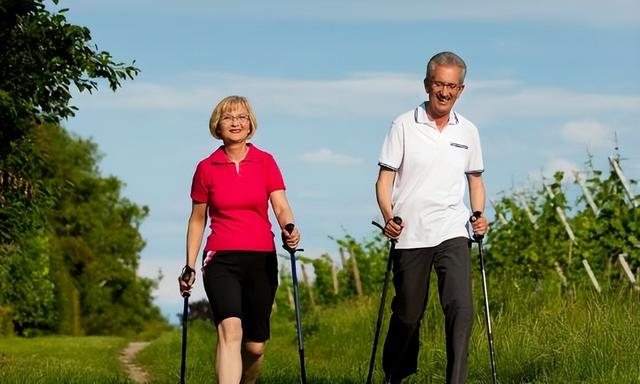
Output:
[
  {"xmin": 218, "ymin": 317, "xmax": 243, "ymax": 345},
  {"xmin": 243, "ymin": 341, "xmax": 265, "ymax": 359}
]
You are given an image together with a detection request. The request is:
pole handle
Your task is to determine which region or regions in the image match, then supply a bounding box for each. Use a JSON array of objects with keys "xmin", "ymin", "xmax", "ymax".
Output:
[
  {"xmin": 371, "ymin": 216, "xmax": 402, "ymax": 232},
  {"xmin": 282, "ymin": 223, "xmax": 294, "ymax": 252},
  {"xmin": 471, "ymin": 211, "xmax": 484, "ymax": 242},
  {"xmin": 282, "ymin": 223, "xmax": 303, "ymax": 253},
  {"xmin": 372, "ymin": 216, "xmax": 402, "ymax": 245},
  {"xmin": 181, "ymin": 265, "xmax": 195, "ymax": 298},
  {"xmin": 284, "ymin": 223, "xmax": 295, "ymax": 235}
]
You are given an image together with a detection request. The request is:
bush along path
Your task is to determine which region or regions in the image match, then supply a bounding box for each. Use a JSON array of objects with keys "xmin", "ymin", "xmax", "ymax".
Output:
[{"xmin": 120, "ymin": 341, "xmax": 151, "ymax": 383}]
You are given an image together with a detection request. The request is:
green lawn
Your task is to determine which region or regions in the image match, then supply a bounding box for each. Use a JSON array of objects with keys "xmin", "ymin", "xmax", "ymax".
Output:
[
  {"xmin": 138, "ymin": 280, "xmax": 640, "ymax": 383},
  {"xmin": 2, "ymin": 281, "xmax": 639, "ymax": 383},
  {"xmin": 0, "ymin": 335, "xmax": 130, "ymax": 383}
]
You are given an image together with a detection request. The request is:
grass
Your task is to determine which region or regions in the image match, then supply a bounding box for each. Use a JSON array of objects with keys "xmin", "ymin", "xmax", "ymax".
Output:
[
  {"xmin": 138, "ymin": 277, "xmax": 640, "ymax": 383},
  {"xmin": 1, "ymin": 278, "xmax": 639, "ymax": 383},
  {"xmin": 0, "ymin": 335, "xmax": 131, "ymax": 383},
  {"xmin": 466, "ymin": 282, "xmax": 640, "ymax": 384}
]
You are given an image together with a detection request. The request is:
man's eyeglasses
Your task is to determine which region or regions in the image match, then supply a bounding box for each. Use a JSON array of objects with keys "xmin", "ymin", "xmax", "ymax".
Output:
[
  {"xmin": 220, "ymin": 114, "xmax": 250, "ymax": 124},
  {"xmin": 430, "ymin": 81, "xmax": 462, "ymax": 91}
]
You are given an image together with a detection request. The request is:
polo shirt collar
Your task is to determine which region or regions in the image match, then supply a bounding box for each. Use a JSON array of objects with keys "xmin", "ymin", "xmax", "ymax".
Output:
[
  {"xmin": 209, "ymin": 143, "xmax": 260, "ymax": 164},
  {"xmin": 414, "ymin": 101, "xmax": 459, "ymax": 128}
]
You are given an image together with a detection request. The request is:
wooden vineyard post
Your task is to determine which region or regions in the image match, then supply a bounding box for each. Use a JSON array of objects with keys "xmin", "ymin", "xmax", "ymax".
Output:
[
  {"xmin": 544, "ymin": 184, "xmax": 577, "ymax": 244},
  {"xmin": 344, "ymin": 246, "xmax": 363, "ymax": 299},
  {"xmin": 582, "ymin": 259, "xmax": 602, "ymax": 293},
  {"xmin": 351, "ymin": 247, "xmax": 364, "ymax": 299},
  {"xmin": 554, "ymin": 262, "xmax": 568, "ymax": 287},
  {"xmin": 300, "ymin": 263, "xmax": 316, "ymax": 309},
  {"xmin": 573, "ymin": 171, "xmax": 600, "ymax": 216},
  {"xmin": 287, "ymin": 285, "xmax": 295, "ymax": 310},
  {"xmin": 339, "ymin": 247, "xmax": 347, "ymax": 270},
  {"xmin": 490, "ymin": 199, "xmax": 508, "ymax": 225},
  {"xmin": 618, "ymin": 254, "xmax": 640, "ymax": 290},
  {"xmin": 516, "ymin": 192, "xmax": 539, "ymax": 229},
  {"xmin": 330, "ymin": 258, "xmax": 339, "ymax": 295},
  {"xmin": 609, "ymin": 157, "xmax": 639, "ymax": 209}
]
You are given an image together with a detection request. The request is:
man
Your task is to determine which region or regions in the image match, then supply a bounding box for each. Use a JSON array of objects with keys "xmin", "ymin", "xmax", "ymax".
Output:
[{"xmin": 375, "ymin": 51, "xmax": 488, "ymax": 384}]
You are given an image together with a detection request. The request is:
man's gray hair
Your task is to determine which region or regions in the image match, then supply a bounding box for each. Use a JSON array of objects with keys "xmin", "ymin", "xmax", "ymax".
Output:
[{"xmin": 426, "ymin": 52, "xmax": 467, "ymax": 84}]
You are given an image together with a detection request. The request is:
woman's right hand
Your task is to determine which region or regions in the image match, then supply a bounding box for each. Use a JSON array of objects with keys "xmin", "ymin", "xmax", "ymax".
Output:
[{"xmin": 178, "ymin": 266, "xmax": 196, "ymax": 295}]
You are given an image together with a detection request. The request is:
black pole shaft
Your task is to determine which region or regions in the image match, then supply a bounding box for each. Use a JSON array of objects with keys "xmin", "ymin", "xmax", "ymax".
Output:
[
  {"xmin": 289, "ymin": 250, "xmax": 307, "ymax": 384},
  {"xmin": 366, "ymin": 241, "xmax": 395, "ymax": 384},
  {"xmin": 180, "ymin": 294, "xmax": 189, "ymax": 384},
  {"xmin": 477, "ymin": 238, "xmax": 497, "ymax": 384},
  {"xmin": 282, "ymin": 223, "xmax": 307, "ymax": 384}
]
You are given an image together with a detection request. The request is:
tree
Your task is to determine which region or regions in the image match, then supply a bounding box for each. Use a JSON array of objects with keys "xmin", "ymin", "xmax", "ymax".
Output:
[
  {"xmin": 0, "ymin": 0, "xmax": 138, "ymax": 144},
  {"xmin": 0, "ymin": 0, "xmax": 165, "ymax": 336},
  {"xmin": 34, "ymin": 124, "xmax": 164, "ymax": 335}
]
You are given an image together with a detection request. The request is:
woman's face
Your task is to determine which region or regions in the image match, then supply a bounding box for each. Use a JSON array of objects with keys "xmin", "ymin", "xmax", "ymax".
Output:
[{"xmin": 218, "ymin": 106, "xmax": 251, "ymax": 144}]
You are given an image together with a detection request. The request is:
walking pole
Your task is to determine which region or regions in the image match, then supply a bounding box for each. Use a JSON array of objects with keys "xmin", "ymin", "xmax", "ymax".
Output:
[
  {"xmin": 282, "ymin": 223, "xmax": 307, "ymax": 384},
  {"xmin": 366, "ymin": 216, "xmax": 402, "ymax": 384},
  {"xmin": 180, "ymin": 266, "xmax": 195, "ymax": 384},
  {"xmin": 471, "ymin": 211, "xmax": 498, "ymax": 384}
]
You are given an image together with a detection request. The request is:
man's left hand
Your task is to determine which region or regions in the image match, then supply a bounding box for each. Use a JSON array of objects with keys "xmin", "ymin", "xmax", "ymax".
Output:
[{"xmin": 470, "ymin": 215, "xmax": 489, "ymax": 236}]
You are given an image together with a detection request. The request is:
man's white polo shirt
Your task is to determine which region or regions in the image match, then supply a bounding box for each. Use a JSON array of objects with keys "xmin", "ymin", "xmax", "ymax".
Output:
[{"xmin": 378, "ymin": 102, "xmax": 484, "ymax": 249}]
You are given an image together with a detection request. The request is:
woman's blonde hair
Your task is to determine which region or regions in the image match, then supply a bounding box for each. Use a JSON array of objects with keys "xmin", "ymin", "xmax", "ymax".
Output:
[{"xmin": 209, "ymin": 95, "xmax": 258, "ymax": 140}]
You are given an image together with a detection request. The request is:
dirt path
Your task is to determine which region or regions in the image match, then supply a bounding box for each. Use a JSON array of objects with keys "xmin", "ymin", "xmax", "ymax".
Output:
[{"xmin": 120, "ymin": 341, "xmax": 151, "ymax": 383}]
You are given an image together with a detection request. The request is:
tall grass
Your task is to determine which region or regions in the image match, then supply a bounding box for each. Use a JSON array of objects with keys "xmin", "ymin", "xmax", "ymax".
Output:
[
  {"xmin": 0, "ymin": 335, "xmax": 131, "ymax": 383},
  {"xmin": 2, "ymin": 279, "xmax": 635, "ymax": 382},
  {"xmin": 478, "ymin": 281, "xmax": 640, "ymax": 384},
  {"xmin": 138, "ymin": 276, "xmax": 640, "ymax": 383}
]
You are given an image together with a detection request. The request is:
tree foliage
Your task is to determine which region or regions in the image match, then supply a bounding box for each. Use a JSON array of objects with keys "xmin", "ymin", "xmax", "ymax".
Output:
[
  {"xmin": 0, "ymin": 0, "xmax": 138, "ymax": 144},
  {"xmin": 0, "ymin": 0, "xmax": 163, "ymax": 336}
]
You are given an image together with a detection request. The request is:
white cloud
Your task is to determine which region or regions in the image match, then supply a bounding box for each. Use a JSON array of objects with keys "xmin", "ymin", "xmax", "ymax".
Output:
[
  {"xmin": 561, "ymin": 121, "xmax": 613, "ymax": 149},
  {"xmin": 301, "ymin": 148, "xmax": 363, "ymax": 166},
  {"xmin": 72, "ymin": 72, "xmax": 420, "ymax": 118},
  {"xmin": 462, "ymin": 85, "xmax": 640, "ymax": 124},
  {"xmin": 73, "ymin": 73, "xmax": 640, "ymax": 125},
  {"xmin": 529, "ymin": 158, "xmax": 580, "ymax": 183}
]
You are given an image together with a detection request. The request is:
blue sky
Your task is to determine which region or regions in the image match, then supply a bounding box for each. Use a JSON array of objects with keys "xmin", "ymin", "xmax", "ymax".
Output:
[{"xmin": 57, "ymin": 1, "xmax": 640, "ymax": 321}]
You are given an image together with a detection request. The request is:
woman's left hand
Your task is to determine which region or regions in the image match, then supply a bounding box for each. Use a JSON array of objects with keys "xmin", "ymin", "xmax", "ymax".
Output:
[{"xmin": 282, "ymin": 226, "xmax": 301, "ymax": 249}]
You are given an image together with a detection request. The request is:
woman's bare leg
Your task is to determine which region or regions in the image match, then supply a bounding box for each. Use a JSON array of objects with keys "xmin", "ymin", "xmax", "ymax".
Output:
[
  {"xmin": 241, "ymin": 341, "xmax": 265, "ymax": 384},
  {"xmin": 216, "ymin": 317, "xmax": 243, "ymax": 384}
]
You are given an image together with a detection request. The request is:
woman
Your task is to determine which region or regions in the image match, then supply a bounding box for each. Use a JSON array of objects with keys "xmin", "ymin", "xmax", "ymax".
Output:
[{"xmin": 179, "ymin": 95, "xmax": 300, "ymax": 384}]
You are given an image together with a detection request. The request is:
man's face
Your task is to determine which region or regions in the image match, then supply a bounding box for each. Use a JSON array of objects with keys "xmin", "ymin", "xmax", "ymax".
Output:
[{"xmin": 424, "ymin": 64, "xmax": 465, "ymax": 119}]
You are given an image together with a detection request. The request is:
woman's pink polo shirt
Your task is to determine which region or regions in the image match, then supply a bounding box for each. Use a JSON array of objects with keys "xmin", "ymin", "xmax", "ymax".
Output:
[{"xmin": 190, "ymin": 144, "xmax": 285, "ymax": 252}]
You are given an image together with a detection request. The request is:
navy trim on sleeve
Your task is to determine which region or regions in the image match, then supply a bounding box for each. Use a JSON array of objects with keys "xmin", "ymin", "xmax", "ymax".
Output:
[{"xmin": 378, "ymin": 162, "xmax": 398, "ymax": 172}]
